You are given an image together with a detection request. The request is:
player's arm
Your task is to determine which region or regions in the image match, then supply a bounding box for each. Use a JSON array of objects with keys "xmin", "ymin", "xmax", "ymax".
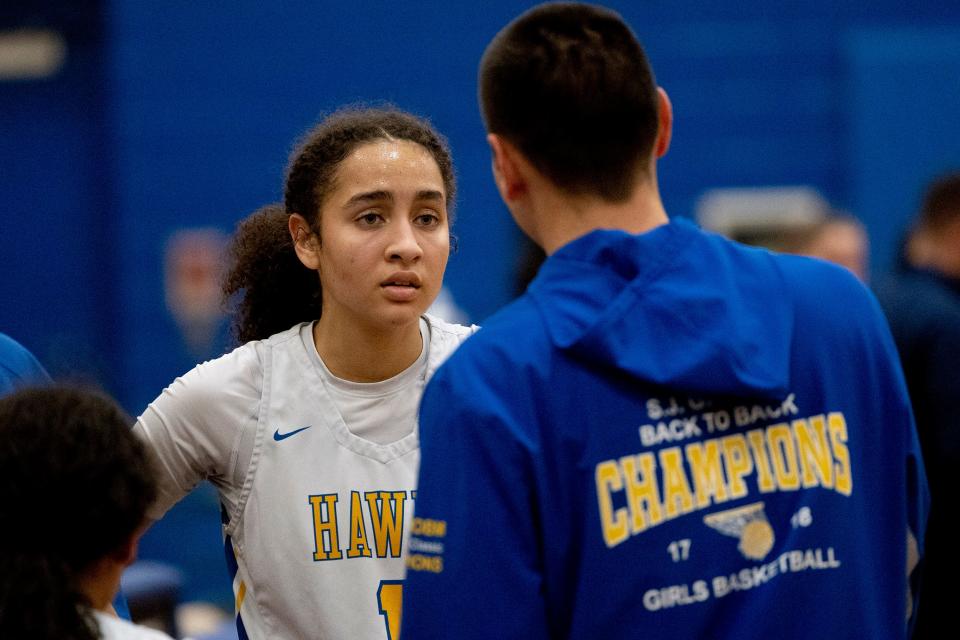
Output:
[
  {"xmin": 133, "ymin": 348, "xmax": 260, "ymax": 521},
  {"xmin": 401, "ymin": 367, "xmax": 550, "ymax": 640}
]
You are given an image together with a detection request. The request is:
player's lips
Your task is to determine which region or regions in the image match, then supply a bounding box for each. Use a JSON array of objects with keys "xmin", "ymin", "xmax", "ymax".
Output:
[{"xmin": 381, "ymin": 272, "xmax": 422, "ymax": 301}]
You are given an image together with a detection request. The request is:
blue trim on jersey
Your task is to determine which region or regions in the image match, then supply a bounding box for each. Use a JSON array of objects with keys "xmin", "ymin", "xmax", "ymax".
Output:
[
  {"xmin": 223, "ymin": 532, "xmax": 238, "ymax": 580},
  {"xmin": 112, "ymin": 591, "xmax": 131, "ymax": 620},
  {"xmin": 236, "ymin": 612, "xmax": 250, "ymax": 640},
  {"xmin": 224, "ymin": 530, "xmax": 248, "ymax": 639}
]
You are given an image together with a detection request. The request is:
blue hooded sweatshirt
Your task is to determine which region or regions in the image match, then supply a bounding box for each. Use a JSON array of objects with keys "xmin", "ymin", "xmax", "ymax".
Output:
[{"xmin": 402, "ymin": 217, "xmax": 927, "ymax": 640}]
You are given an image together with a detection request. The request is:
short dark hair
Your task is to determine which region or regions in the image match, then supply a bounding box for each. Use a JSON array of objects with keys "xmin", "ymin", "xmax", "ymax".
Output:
[
  {"xmin": 0, "ymin": 386, "xmax": 157, "ymax": 640},
  {"xmin": 479, "ymin": 2, "xmax": 659, "ymax": 202},
  {"xmin": 222, "ymin": 107, "xmax": 456, "ymax": 344},
  {"xmin": 918, "ymin": 171, "xmax": 960, "ymax": 232}
]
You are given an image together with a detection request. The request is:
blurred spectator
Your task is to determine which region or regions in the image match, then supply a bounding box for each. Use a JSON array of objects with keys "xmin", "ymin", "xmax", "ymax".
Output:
[
  {"xmin": 164, "ymin": 228, "xmax": 230, "ymax": 359},
  {"xmin": 696, "ymin": 187, "xmax": 870, "ymax": 280},
  {"xmin": 778, "ymin": 215, "xmax": 870, "ymax": 282},
  {"xmin": 902, "ymin": 173, "xmax": 960, "ymax": 288},
  {"xmin": 873, "ymin": 171, "xmax": 960, "ymax": 640}
]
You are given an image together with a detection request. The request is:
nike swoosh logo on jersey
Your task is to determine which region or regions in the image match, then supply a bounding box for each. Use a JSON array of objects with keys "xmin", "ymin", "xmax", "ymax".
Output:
[{"xmin": 273, "ymin": 425, "xmax": 312, "ymax": 441}]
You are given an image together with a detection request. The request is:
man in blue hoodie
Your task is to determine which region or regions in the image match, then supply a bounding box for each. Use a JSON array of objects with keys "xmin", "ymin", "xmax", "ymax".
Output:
[{"xmin": 401, "ymin": 4, "xmax": 928, "ymax": 639}]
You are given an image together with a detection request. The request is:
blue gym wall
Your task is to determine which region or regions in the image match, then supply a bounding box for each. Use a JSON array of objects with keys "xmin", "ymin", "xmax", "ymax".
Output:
[
  {"xmin": 2, "ymin": 0, "xmax": 960, "ymax": 606},
  {"xmin": 3, "ymin": 1, "xmax": 960, "ymax": 407}
]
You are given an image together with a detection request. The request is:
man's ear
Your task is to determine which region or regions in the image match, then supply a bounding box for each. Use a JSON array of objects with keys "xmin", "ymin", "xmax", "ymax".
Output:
[
  {"xmin": 289, "ymin": 213, "xmax": 321, "ymax": 270},
  {"xmin": 487, "ymin": 134, "xmax": 528, "ymax": 203},
  {"xmin": 654, "ymin": 87, "xmax": 673, "ymax": 158}
]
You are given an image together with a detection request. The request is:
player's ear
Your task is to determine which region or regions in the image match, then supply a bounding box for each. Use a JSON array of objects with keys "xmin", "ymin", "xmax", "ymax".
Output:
[
  {"xmin": 654, "ymin": 87, "xmax": 673, "ymax": 158},
  {"xmin": 289, "ymin": 213, "xmax": 321, "ymax": 270},
  {"xmin": 109, "ymin": 523, "xmax": 145, "ymax": 567},
  {"xmin": 487, "ymin": 134, "xmax": 528, "ymax": 203}
]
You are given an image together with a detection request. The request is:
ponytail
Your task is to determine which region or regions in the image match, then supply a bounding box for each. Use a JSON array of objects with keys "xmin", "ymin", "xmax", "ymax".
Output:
[{"xmin": 222, "ymin": 204, "xmax": 322, "ymax": 344}]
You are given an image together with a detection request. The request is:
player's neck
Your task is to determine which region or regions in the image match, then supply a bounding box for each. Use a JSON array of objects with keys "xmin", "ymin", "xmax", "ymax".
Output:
[
  {"xmin": 533, "ymin": 178, "xmax": 670, "ymax": 255},
  {"xmin": 312, "ymin": 315, "xmax": 423, "ymax": 382},
  {"xmin": 77, "ymin": 557, "xmax": 123, "ymax": 613}
]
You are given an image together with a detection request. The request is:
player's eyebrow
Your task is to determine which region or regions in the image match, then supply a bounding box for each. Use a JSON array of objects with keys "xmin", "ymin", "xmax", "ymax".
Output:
[
  {"xmin": 345, "ymin": 189, "xmax": 444, "ymax": 206},
  {"xmin": 345, "ymin": 190, "xmax": 392, "ymax": 207},
  {"xmin": 415, "ymin": 190, "xmax": 444, "ymax": 203}
]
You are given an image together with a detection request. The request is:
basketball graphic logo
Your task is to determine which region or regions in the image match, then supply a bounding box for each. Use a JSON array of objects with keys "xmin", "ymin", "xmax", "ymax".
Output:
[{"xmin": 704, "ymin": 502, "xmax": 775, "ymax": 560}]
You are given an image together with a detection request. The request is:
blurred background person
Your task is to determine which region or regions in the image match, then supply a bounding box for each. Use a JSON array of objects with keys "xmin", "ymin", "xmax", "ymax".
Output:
[
  {"xmin": 782, "ymin": 215, "xmax": 869, "ymax": 282},
  {"xmin": 0, "ymin": 386, "xmax": 171, "ymax": 640},
  {"xmin": 900, "ymin": 173, "xmax": 960, "ymax": 289},
  {"xmin": 873, "ymin": 172, "xmax": 960, "ymax": 640},
  {"xmin": 697, "ymin": 187, "xmax": 870, "ymax": 281}
]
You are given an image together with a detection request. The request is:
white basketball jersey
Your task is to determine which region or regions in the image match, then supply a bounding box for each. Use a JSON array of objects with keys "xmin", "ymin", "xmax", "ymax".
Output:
[
  {"xmin": 95, "ymin": 611, "xmax": 174, "ymax": 640},
  {"xmin": 134, "ymin": 315, "xmax": 476, "ymax": 639}
]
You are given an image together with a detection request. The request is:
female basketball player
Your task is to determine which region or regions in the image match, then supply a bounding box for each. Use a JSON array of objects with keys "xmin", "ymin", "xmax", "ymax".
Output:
[
  {"xmin": 0, "ymin": 387, "xmax": 172, "ymax": 640},
  {"xmin": 134, "ymin": 108, "xmax": 476, "ymax": 639}
]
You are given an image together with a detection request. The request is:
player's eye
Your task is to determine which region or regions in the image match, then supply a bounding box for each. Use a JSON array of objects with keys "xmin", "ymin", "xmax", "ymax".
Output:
[
  {"xmin": 357, "ymin": 212, "xmax": 385, "ymax": 226},
  {"xmin": 414, "ymin": 211, "xmax": 441, "ymax": 227}
]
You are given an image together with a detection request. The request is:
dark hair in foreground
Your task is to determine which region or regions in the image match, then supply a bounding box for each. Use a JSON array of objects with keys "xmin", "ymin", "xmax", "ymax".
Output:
[
  {"xmin": 0, "ymin": 386, "xmax": 157, "ymax": 640},
  {"xmin": 479, "ymin": 2, "xmax": 659, "ymax": 202},
  {"xmin": 223, "ymin": 107, "xmax": 456, "ymax": 344}
]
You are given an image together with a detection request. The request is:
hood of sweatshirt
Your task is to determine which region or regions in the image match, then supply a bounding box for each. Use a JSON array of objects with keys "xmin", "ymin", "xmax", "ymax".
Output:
[{"xmin": 527, "ymin": 217, "xmax": 792, "ymax": 399}]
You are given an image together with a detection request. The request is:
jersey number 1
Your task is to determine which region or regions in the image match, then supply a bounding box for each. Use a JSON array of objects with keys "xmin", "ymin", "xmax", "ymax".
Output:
[{"xmin": 377, "ymin": 580, "xmax": 403, "ymax": 639}]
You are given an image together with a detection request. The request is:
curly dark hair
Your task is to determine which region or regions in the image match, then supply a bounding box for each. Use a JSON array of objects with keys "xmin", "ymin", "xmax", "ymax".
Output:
[
  {"xmin": 223, "ymin": 106, "xmax": 456, "ymax": 344},
  {"xmin": 0, "ymin": 386, "xmax": 157, "ymax": 640},
  {"xmin": 222, "ymin": 203, "xmax": 320, "ymax": 344}
]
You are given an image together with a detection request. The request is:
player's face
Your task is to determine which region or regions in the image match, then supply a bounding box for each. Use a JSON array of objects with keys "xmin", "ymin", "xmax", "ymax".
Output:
[{"xmin": 315, "ymin": 139, "xmax": 450, "ymax": 331}]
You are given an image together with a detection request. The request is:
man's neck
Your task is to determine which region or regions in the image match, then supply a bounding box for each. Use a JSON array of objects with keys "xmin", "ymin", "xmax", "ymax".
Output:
[{"xmin": 534, "ymin": 180, "xmax": 670, "ymax": 255}]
